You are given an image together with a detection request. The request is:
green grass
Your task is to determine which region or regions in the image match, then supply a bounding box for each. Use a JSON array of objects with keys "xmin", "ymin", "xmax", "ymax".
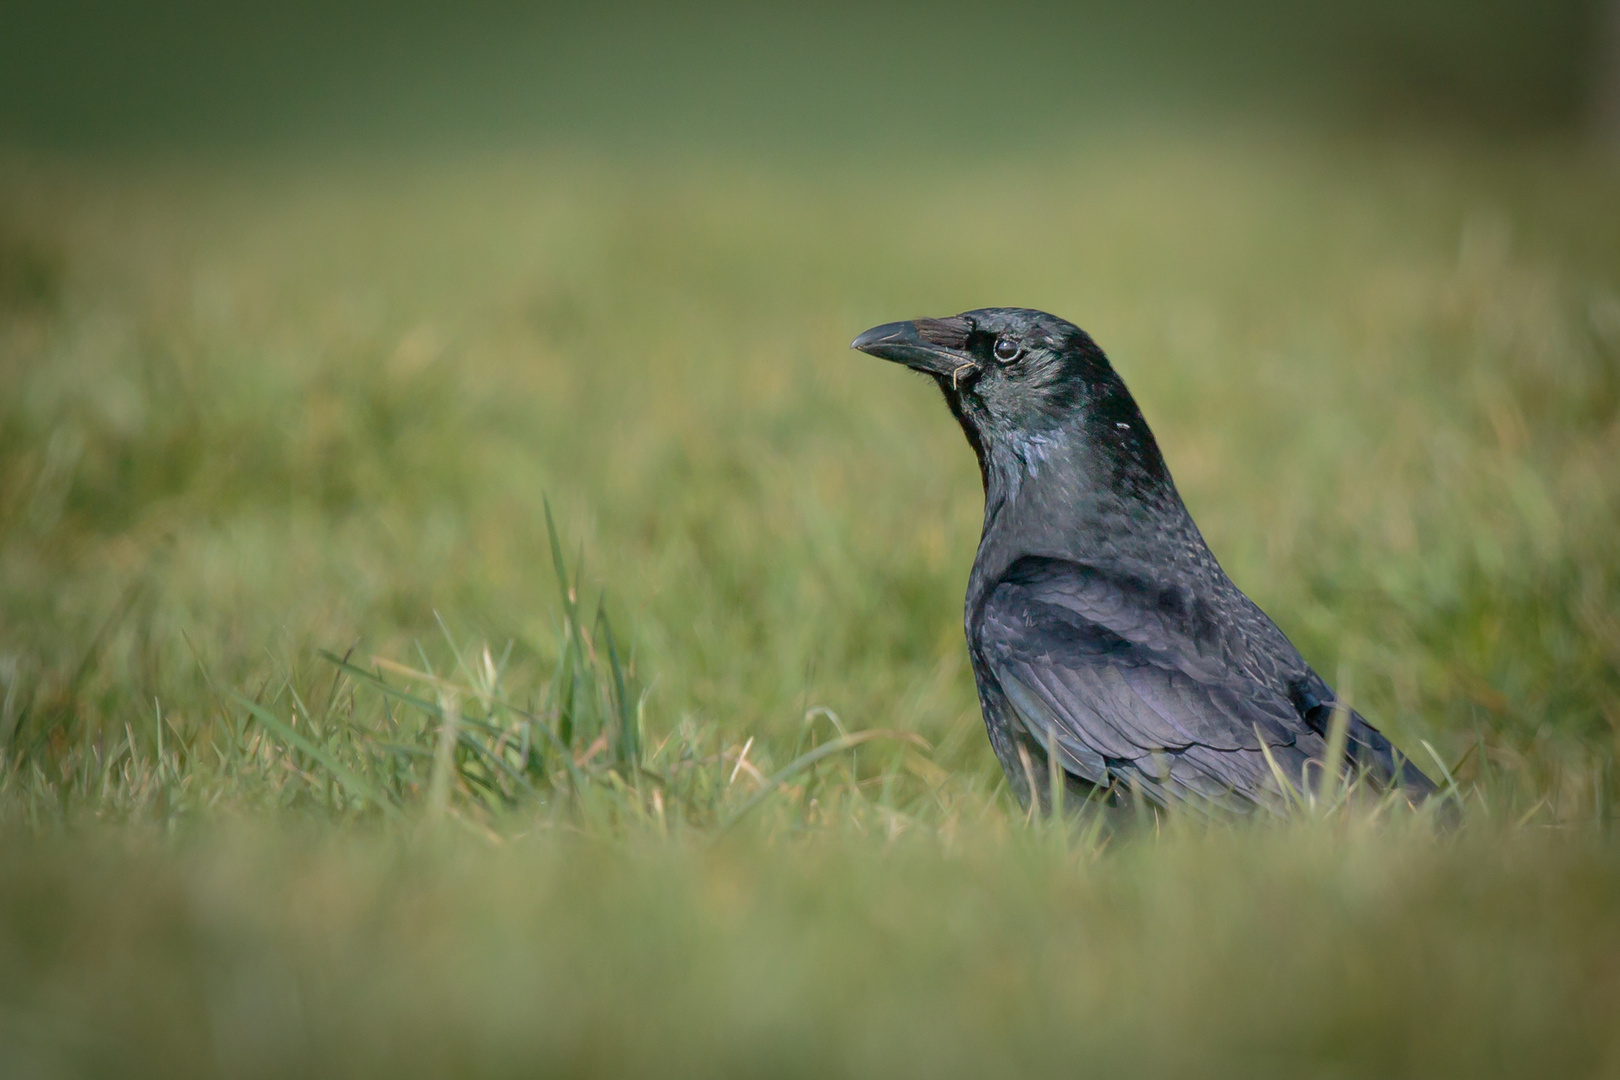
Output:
[{"xmin": 2, "ymin": 130, "xmax": 1619, "ymax": 1076}]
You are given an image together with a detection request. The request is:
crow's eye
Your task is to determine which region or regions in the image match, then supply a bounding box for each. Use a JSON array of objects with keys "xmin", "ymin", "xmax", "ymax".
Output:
[{"xmin": 993, "ymin": 337, "xmax": 1022, "ymax": 363}]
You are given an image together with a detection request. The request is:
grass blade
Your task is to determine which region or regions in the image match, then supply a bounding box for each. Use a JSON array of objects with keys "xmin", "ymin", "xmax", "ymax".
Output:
[
  {"xmin": 1319, "ymin": 697, "xmax": 1352, "ymax": 809},
  {"xmin": 230, "ymin": 692, "xmax": 399, "ymax": 818},
  {"xmin": 318, "ymin": 651, "xmax": 591, "ymax": 795},
  {"xmin": 716, "ymin": 730, "xmax": 927, "ymax": 836},
  {"xmin": 598, "ymin": 604, "xmax": 639, "ymax": 770}
]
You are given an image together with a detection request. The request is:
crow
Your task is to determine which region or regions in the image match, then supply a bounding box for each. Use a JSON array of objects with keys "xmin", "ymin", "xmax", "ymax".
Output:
[{"xmin": 852, "ymin": 308, "xmax": 1436, "ymax": 813}]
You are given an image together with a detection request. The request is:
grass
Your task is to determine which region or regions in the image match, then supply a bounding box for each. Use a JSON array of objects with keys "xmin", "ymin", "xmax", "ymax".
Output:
[
  {"xmin": 1, "ymin": 128, "xmax": 1619, "ymax": 1076},
  {"xmin": 5, "ymin": 821, "xmax": 1619, "ymax": 1079}
]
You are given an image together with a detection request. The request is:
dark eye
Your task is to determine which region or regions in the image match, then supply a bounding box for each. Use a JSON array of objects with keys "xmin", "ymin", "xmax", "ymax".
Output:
[{"xmin": 993, "ymin": 337, "xmax": 1022, "ymax": 363}]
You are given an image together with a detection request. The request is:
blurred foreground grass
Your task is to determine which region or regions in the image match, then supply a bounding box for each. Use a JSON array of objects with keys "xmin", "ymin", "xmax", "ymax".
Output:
[
  {"xmin": 5, "ymin": 822, "xmax": 1619, "ymax": 1078},
  {"xmin": 2, "ymin": 130, "xmax": 1619, "ymax": 1075}
]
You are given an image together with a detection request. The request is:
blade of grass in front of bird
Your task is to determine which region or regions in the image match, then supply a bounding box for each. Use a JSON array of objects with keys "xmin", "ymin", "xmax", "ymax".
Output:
[
  {"xmin": 1256, "ymin": 725, "xmax": 1304, "ymax": 813},
  {"xmin": 1319, "ymin": 694, "xmax": 1352, "ymax": 811},
  {"xmin": 1017, "ymin": 744, "xmax": 1041, "ymax": 827},
  {"xmin": 1421, "ymin": 739, "xmax": 1465, "ymax": 807},
  {"xmin": 1044, "ymin": 723, "xmax": 1065, "ymax": 830}
]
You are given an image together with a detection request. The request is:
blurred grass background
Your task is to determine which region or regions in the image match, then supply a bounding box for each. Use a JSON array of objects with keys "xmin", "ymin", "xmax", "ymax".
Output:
[{"xmin": 3, "ymin": 1, "xmax": 1620, "ymax": 1076}]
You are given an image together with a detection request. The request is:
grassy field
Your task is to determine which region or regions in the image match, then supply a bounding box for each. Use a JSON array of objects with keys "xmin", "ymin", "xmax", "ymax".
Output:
[{"xmin": 2, "ymin": 129, "xmax": 1619, "ymax": 1076}]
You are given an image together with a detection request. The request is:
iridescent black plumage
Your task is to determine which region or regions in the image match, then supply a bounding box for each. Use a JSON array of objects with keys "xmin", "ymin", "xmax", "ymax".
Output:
[{"xmin": 853, "ymin": 308, "xmax": 1434, "ymax": 811}]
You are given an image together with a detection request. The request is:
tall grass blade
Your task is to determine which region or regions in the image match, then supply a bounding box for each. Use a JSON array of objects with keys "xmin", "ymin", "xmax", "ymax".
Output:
[
  {"xmin": 1256, "ymin": 725, "xmax": 1303, "ymax": 812},
  {"xmin": 1320, "ymin": 697, "xmax": 1352, "ymax": 809},
  {"xmin": 1044, "ymin": 724, "xmax": 1065, "ymax": 823},
  {"xmin": 1421, "ymin": 739, "xmax": 1466, "ymax": 807},
  {"xmin": 543, "ymin": 496, "xmax": 576, "ymax": 620},
  {"xmin": 598, "ymin": 603, "xmax": 639, "ymax": 771}
]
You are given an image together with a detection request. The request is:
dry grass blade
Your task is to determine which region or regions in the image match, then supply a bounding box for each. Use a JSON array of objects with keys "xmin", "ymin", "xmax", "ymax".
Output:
[
  {"xmin": 1319, "ymin": 697, "xmax": 1353, "ymax": 810},
  {"xmin": 1255, "ymin": 726, "xmax": 1306, "ymax": 814},
  {"xmin": 717, "ymin": 730, "xmax": 930, "ymax": 835}
]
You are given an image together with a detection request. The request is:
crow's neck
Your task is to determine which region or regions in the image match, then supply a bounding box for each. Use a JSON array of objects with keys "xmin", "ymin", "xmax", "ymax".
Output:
[{"xmin": 967, "ymin": 414, "xmax": 1203, "ymax": 607}]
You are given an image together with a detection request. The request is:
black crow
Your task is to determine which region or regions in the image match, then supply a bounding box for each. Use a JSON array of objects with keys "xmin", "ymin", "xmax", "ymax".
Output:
[{"xmin": 852, "ymin": 308, "xmax": 1436, "ymax": 813}]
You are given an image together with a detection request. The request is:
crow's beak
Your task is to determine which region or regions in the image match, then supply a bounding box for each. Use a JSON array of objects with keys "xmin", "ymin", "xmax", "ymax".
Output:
[{"xmin": 851, "ymin": 317, "xmax": 979, "ymax": 384}]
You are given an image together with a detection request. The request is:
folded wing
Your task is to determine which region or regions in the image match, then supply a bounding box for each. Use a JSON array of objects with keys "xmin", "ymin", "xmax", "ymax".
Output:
[{"xmin": 977, "ymin": 556, "xmax": 1322, "ymax": 809}]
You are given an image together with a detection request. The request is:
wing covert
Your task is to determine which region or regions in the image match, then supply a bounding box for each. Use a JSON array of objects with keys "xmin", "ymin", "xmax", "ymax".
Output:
[{"xmin": 977, "ymin": 557, "xmax": 1321, "ymax": 808}]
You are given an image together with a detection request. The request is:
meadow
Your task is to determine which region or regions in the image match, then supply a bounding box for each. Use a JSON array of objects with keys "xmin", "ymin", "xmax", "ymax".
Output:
[{"xmin": 2, "ymin": 127, "xmax": 1619, "ymax": 1076}]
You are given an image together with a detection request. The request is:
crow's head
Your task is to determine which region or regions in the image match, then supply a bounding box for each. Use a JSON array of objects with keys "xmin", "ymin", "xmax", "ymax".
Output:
[{"xmin": 852, "ymin": 307, "xmax": 1168, "ymax": 493}]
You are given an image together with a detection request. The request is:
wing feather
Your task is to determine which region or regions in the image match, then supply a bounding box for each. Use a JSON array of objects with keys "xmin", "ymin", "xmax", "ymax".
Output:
[{"xmin": 978, "ymin": 557, "xmax": 1321, "ymax": 808}]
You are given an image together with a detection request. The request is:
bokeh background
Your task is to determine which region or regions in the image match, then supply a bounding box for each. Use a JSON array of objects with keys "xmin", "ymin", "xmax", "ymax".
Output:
[
  {"xmin": 3, "ymin": 2, "xmax": 1620, "ymax": 1077},
  {"xmin": 0, "ymin": 0, "xmax": 1612, "ymax": 146}
]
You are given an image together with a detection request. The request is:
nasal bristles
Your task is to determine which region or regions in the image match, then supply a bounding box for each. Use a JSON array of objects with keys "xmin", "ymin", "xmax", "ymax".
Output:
[{"xmin": 913, "ymin": 316, "xmax": 973, "ymax": 351}]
